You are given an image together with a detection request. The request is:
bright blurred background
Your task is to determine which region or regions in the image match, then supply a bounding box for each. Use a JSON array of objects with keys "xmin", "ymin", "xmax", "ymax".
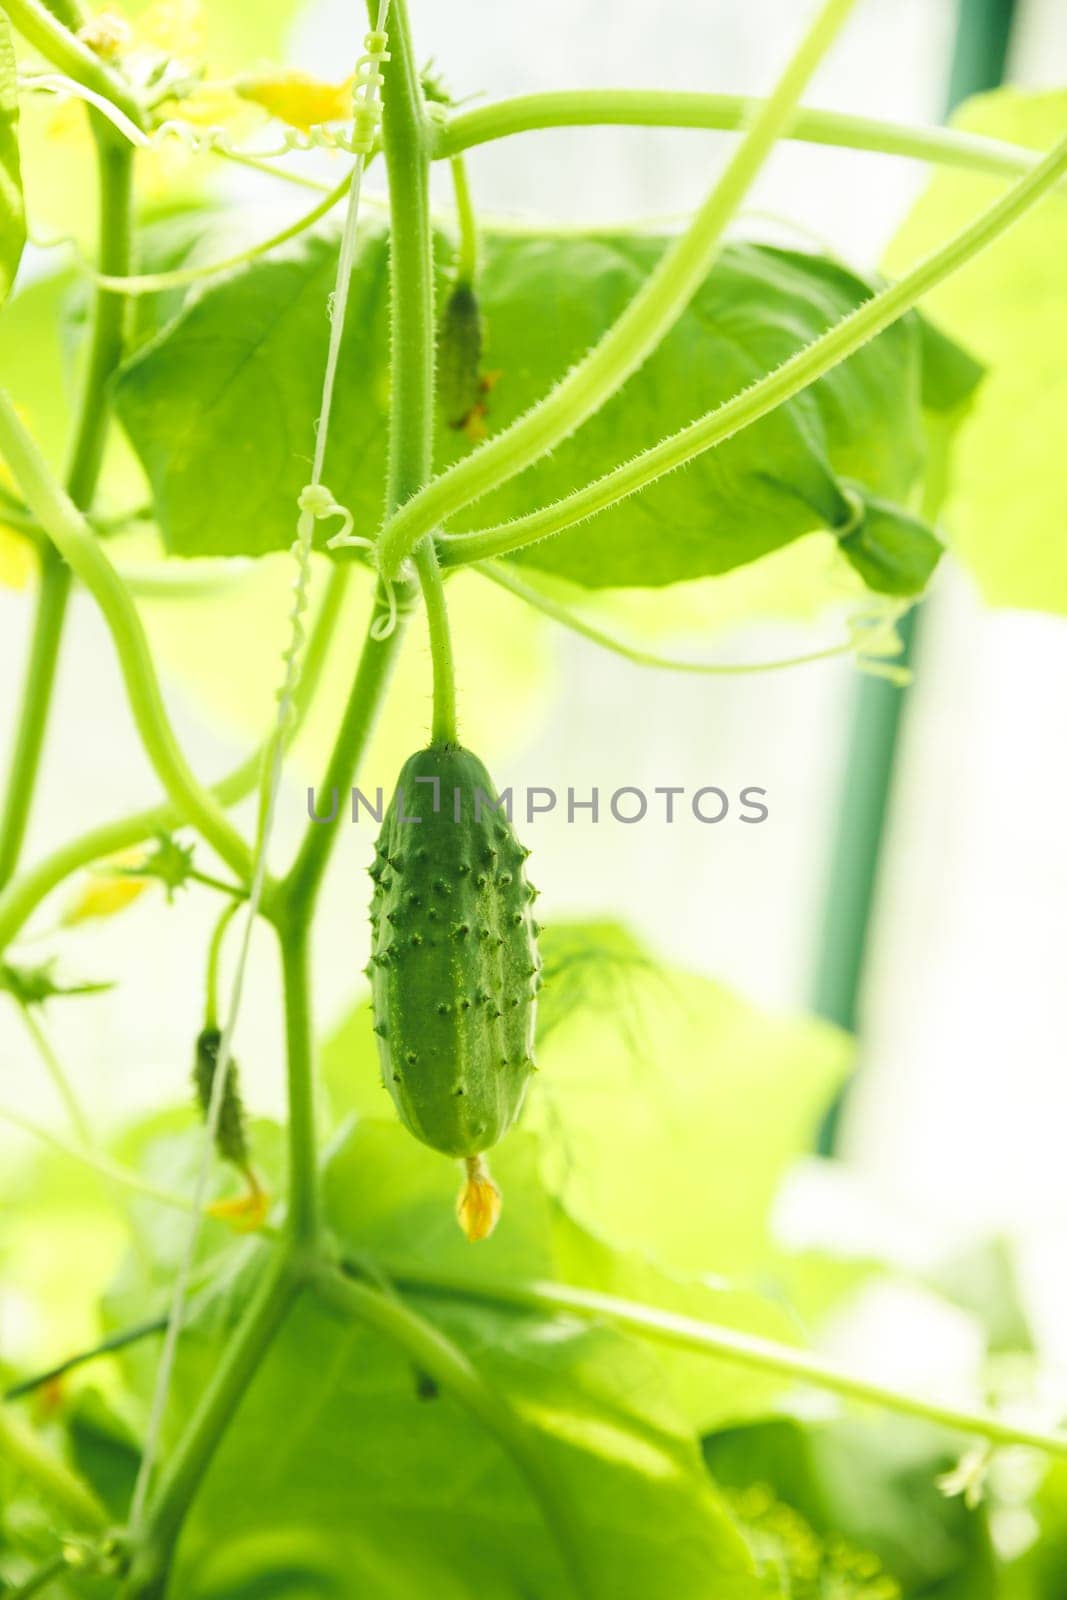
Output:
[{"xmin": 1, "ymin": 0, "xmax": 1065, "ymax": 1399}]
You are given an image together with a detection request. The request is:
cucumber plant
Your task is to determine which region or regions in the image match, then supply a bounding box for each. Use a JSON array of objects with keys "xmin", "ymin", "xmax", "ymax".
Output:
[{"xmin": 0, "ymin": 0, "xmax": 1064, "ymax": 1596}]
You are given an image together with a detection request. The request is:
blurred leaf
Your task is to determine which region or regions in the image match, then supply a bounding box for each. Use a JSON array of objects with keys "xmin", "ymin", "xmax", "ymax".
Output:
[
  {"xmin": 528, "ymin": 937, "xmax": 853, "ymax": 1280},
  {"xmin": 924, "ymin": 1238, "xmax": 1032, "ymax": 1357},
  {"xmin": 724, "ymin": 1481, "xmax": 902, "ymax": 1597},
  {"xmin": 322, "ymin": 1117, "xmax": 803, "ymax": 1433},
  {"xmin": 0, "ymin": 14, "xmax": 23, "ymax": 306},
  {"xmin": 1002, "ymin": 1461, "xmax": 1067, "ymax": 1600},
  {"xmin": 886, "ymin": 89, "xmax": 1067, "ymax": 614},
  {"xmin": 705, "ymin": 1415, "xmax": 999, "ymax": 1599},
  {"xmin": 115, "ymin": 224, "xmax": 973, "ymax": 592}
]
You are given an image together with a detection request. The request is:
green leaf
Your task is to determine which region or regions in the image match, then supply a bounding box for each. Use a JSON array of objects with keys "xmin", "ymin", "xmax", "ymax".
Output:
[
  {"xmin": 0, "ymin": 14, "xmax": 24, "ymax": 306},
  {"xmin": 103, "ymin": 1126, "xmax": 766, "ymax": 1600},
  {"xmin": 837, "ymin": 487, "xmax": 943, "ymax": 596},
  {"xmin": 886, "ymin": 89, "xmax": 1067, "ymax": 614},
  {"xmin": 163, "ymin": 1269, "xmax": 760, "ymax": 1598},
  {"xmin": 705, "ymin": 1415, "xmax": 999, "ymax": 1599},
  {"xmin": 115, "ymin": 224, "xmax": 973, "ymax": 591},
  {"xmin": 321, "ymin": 1117, "xmax": 803, "ymax": 1434}
]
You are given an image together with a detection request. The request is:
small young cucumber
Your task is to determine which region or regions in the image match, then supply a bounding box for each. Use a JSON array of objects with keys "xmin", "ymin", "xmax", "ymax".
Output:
[
  {"xmin": 369, "ymin": 744, "xmax": 541, "ymax": 1237},
  {"xmin": 436, "ymin": 281, "xmax": 484, "ymax": 432}
]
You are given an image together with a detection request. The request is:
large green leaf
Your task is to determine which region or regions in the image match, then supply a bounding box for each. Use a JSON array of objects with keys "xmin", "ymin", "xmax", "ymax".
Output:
[
  {"xmin": 886, "ymin": 89, "xmax": 1067, "ymax": 614},
  {"xmin": 0, "ymin": 14, "xmax": 24, "ymax": 306},
  {"xmin": 98, "ymin": 1123, "xmax": 765, "ymax": 1600},
  {"xmin": 161, "ymin": 1265, "xmax": 760, "ymax": 1599},
  {"xmin": 115, "ymin": 222, "xmax": 972, "ymax": 589},
  {"xmin": 319, "ymin": 1118, "xmax": 802, "ymax": 1436}
]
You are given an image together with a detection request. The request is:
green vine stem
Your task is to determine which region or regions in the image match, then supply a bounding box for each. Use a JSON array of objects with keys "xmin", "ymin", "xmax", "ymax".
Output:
[
  {"xmin": 0, "ymin": 394, "xmax": 253, "ymax": 882},
  {"xmin": 203, "ymin": 900, "xmax": 240, "ymax": 1030},
  {"xmin": 416, "ymin": 542, "xmax": 458, "ymax": 745},
  {"xmin": 375, "ymin": 0, "xmax": 857, "ymax": 579},
  {"xmin": 394, "ymin": 1269, "xmax": 1067, "ymax": 1463},
  {"xmin": 0, "ymin": 133, "xmax": 133, "ymax": 886},
  {"xmin": 123, "ymin": 1250, "xmax": 300, "ymax": 1597},
  {"xmin": 0, "ymin": 562, "xmax": 350, "ymax": 953},
  {"xmin": 5, "ymin": 1316, "xmax": 168, "ymax": 1403},
  {"xmin": 376, "ymin": 0, "xmax": 457, "ymax": 747},
  {"xmin": 95, "ymin": 166, "xmax": 354, "ymax": 296},
  {"xmin": 479, "ymin": 560, "xmax": 865, "ymax": 676},
  {"xmin": 449, "ymin": 154, "xmax": 478, "ymax": 285},
  {"xmin": 0, "ymin": 1104, "xmax": 199, "ymax": 1213},
  {"xmin": 279, "ymin": 589, "xmax": 409, "ymax": 918},
  {"xmin": 281, "ymin": 0, "xmax": 445, "ymax": 918},
  {"xmin": 0, "ymin": 558, "xmax": 70, "ymax": 884},
  {"xmin": 278, "ymin": 926, "xmax": 318, "ymax": 1246},
  {"xmin": 434, "ymin": 87, "xmax": 1062, "ymax": 191},
  {"xmin": 17, "ymin": 1001, "xmax": 92, "ymax": 1143},
  {"xmin": 2, "ymin": 0, "xmax": 144, "ymax": 129},
  {"xmin": 0, "ymin": 1402, "xmax": 108, "ymax": 1531},
  {"xmin": 440, "ymin": 130, "xmax": 1067, "ymax": 567},
  {"xmin": 312, "ymin": 1263, "xmax": 594, "ymax": 1599}
]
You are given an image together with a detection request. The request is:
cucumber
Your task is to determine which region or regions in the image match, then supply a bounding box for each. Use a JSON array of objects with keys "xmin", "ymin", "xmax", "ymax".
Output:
[
  {"xmin": 436, "ymin": 281, "xmax": 484, "ymax": 431},
  {"xmin": 369, "ymin": 744, "xmax": 541, "ymax": 1237},
  {"xmin": 193, "ymin": 1026, "xmax": 251, "ymax": 1175}
]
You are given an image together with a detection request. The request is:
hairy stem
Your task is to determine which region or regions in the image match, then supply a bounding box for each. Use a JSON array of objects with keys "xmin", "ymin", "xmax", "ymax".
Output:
[
  {"xmin": 0, "ymin": 556, "xmax": 69, "ymax": 884},
  {"xmin": 0, "ymin": 394, "xmax": 253, "ymax": 881},
  {"xmin": 376, "ymin": 0, "xmax": 857, "ymax": 578},
  {"xmin": 0, "ymin": 563, "xmax": 350, "ymax": 953},
  {"xmin": 378, "ymin": 0, "xmax": 456, "ymax": 743},
  {"xmin": 395, "ymin": 1268, "xmax": 1067, "ymax": 1462},
  {"xmin": 478, "ymin": 561, "xmax": 867, "ymax": 675},
  {"xmin": 0, "ymin": 134, "xmax": 133, "ymax": 885},
  {"xmin": 435, "ymin": 87, "xmax": 1060, "ymax": 191},
  {"xmin": 280, "ymin": 594, "xmax": 408, "ymax": 917},
  {"xmin": 416, "ymin": 542, "xmax": 458, "ymax": 744},
  {"xmin": 96, "ymin": 165, "xmax": 355, "ymax": 296},
  {"xmin": 443, "ymin": 130, "xmax": 1067, "ymax": 565},
  {"xmin": 313, "ymin": 1263, "xmax": 594, "ymax": 1598},
  {"xmin": 280, "ymin": 0, "xmax": 444, "ymax": 915}
]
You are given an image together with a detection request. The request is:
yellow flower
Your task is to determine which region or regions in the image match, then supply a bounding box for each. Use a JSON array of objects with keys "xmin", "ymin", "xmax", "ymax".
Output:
[
  {"xmin": 236, "ymin": 69, "xmax": 352, "ymax": 132},
  {"xmin": 62, "ymin": 850, "xmax": 151, "ymax": 926},
  {"xmin": 0, "ymin": 525, "xmax": 35, "ymax": 589},
  {"xmin": 206, "ymin": 1179, "xmax": 270, "ymax": 1233}
]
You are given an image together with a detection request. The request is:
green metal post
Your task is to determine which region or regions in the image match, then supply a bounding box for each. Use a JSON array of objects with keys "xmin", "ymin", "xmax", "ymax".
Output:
[{"xmin": 813, "ymin": 0, "xmax": 1017, "ymax": 1151}]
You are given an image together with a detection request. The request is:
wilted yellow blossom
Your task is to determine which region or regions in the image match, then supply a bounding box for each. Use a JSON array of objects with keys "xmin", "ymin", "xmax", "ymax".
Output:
[
  {"xmin": 207, "ymin": 1179, "xmax": 270, "ymax": 1233},
  {"xmin": 456, "ymin": 1155, "xmax": 501, "ymax": 1242}
]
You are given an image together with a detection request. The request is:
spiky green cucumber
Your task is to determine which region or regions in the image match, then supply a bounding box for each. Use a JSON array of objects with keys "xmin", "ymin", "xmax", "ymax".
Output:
[{"xmin": 369, "ymin": 744, "xmax": 541, "ymax": 1235}]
